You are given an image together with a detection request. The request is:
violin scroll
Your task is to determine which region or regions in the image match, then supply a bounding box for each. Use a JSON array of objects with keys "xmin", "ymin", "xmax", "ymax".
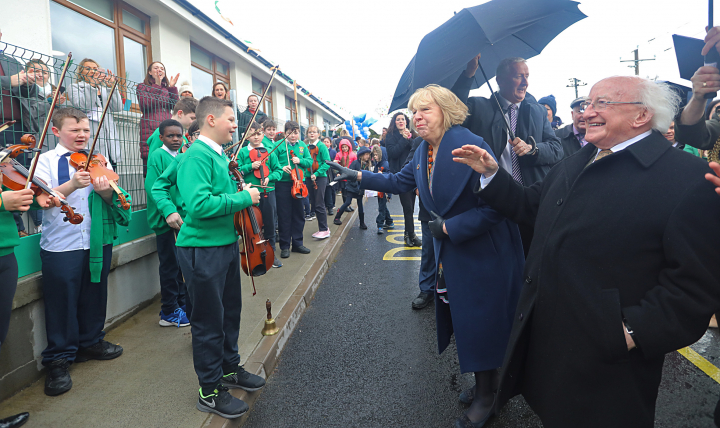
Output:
[{"xmin": 60, "ymin": 204, "xmax": 84, "ymax": 224}]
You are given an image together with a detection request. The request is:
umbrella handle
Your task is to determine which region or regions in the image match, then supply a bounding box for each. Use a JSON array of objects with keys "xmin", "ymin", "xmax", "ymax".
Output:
[{"xmin": 475, "ymin": 63, "xmax": 515, "ymax": 141}]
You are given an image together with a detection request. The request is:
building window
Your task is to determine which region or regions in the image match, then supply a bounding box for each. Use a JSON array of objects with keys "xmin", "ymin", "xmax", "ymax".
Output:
[
  {"xmin": 190, "ymin": 43, "xmax": 230, "ymax": 100},
  {"xmin": 306, "ymin": 108, "xmax": 315, "ymax": 126},
  {"xmin": 251, "ymin": 77, "xmax": 273, "ymax": 117},
  {"xmin": 285, "ymin": 96, "xmax": 297, "ymax": 122},
  {"xmin": 50, "ymin": 0, "xmax": 152, "ymax": 104}
]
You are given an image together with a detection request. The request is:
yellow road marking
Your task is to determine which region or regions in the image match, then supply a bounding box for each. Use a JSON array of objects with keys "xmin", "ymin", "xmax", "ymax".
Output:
[
  {"xmin": 678, "ymin": 347, "xmax": 720, "ymax": 384},
  {"xmin": 382, "ymin": 246, "xmax": 421, "ymax": 260}
]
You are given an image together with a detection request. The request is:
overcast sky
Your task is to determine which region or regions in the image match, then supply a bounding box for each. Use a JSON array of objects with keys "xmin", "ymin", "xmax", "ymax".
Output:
[{"xmin": 190, "ymin": 0, "xmax": 710, "ymax": 127}]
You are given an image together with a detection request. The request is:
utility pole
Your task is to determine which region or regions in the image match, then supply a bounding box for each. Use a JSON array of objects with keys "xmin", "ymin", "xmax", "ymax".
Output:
[
  {"xmin": 566, "ymin": 78, "xmax": 587, "ymax": 98},
  {"xmin": 620, "ymin": 47, "xmax": 655, "ymax": 76}
]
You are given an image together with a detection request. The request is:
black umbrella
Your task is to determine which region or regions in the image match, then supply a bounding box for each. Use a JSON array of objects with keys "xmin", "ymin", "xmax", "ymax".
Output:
[{"xmin": 388, "ymin": 0, "xmax": 587, "ymax": 113}]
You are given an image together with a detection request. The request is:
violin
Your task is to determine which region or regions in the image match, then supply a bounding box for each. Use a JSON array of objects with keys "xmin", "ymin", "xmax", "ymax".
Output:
[
  {"xmin": 69, "ymin": 152, "xmax": 131, "ymax": 210},
  {"xmin": 289, "ymin": 149, "xmax": 308, "ymax": 199},
  {"xmin": 0, "ymin": 134, "xmax": 83, "ymax": 224},
  {"xmin": 228, "ymin": 160, "xmax": 274, "ymax": 286},
  {"xmin": 308, "ymin": 144, "xmax": 319, "ymax": 190}
]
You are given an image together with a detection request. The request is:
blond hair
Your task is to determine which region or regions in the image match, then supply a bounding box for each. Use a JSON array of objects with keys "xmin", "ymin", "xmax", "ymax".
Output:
[{"xmin": 408, "ymin": 84, "xmax": 468, "ymax": 132}]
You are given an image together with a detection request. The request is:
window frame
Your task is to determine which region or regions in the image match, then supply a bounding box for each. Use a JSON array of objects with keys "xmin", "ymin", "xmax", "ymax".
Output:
[
  {"xmin": 306, "ymin": 108, "xmax": 315, "ymax": 126},
  {"xmin": 285, "ymin": 96, "xmax": 297, "ymax": 122},
  {"xmin": 190, "ymin": 43, "xmax": 231, "ymax": 93}
]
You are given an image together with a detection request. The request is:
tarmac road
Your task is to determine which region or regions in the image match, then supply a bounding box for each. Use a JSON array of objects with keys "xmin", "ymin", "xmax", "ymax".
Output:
[{"xmin": 245, "ymin": 196, "xmax": 720, "ymax": 428}]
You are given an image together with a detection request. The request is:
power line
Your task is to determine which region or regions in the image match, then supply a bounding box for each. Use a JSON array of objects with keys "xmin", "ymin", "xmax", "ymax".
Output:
[
  {"xmin": 620, "ymin": 47, "xmax": 655, "ymax": 76},
  {"xmin": 566, "ymin": 77, "xmax": 587, "ymax": 98}
]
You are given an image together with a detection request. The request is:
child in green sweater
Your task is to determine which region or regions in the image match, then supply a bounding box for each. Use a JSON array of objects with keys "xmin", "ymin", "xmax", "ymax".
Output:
[
  {"xmin": 173, "ymin": 96, "xmax": 264, "ymax": 419},
  {"xmin": 305, "ymin": 125, "xmax": 332, "ymax": 239},
  {"xmin": 237, "ymin": 121, "xmax": 283, "ymax": 268},
  {"xmin": 147, "ymin": 97, "xmax": 198, "ymax": 156},
  {"xmin": 261, "ymin": 119, "xmax": 277, "ymax": 152},
  {"xmin": 145, "ymin": 119, "xmax": 190, "ymax": 327},
  {"xmin": 274, "ymin": 120, "xmax": 313, "ymax": 258}
]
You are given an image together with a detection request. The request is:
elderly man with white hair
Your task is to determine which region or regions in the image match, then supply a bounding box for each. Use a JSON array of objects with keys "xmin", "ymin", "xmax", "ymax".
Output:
[{"xmin": 453, "ymin": 75, "xmax": 720, "ymax": 428}]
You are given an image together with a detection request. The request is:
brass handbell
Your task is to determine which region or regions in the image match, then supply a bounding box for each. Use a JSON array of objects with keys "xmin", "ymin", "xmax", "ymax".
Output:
[{"xmin": 261, "ymin": 299, "xmax": 279, "ymax": 336}]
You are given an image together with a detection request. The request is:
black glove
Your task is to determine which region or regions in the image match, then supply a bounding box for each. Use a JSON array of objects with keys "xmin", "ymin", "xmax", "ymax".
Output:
[
  {"xmin": 429, "ymin": 211, "xmax": 448, "ymax": 240},
  {"xmin": 325, "ymin": 160, "xmax": 358, "ymax": 181}
]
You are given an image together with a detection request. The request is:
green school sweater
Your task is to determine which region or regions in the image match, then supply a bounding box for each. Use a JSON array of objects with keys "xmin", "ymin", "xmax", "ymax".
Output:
[
  {"xmin": 307, "ymin": 142, "xmax": 331, "ymax": 178},
  {"xmin": 145, "ymin": 147, "xmax": 184, "ymax": 234},
  {"xmin": 175, "ymin": 140, "xmax": 253, "ymax": 247},
  {"xmin": 237, "ymin": 145, "xmax": 283, "ymax": 193},
  {"xmin": 0, "ymin": 199, "xmax": 19, "ymax": 257},
  {"xmin": 273, "ymin": 140, "xmax": 313, "ymax": 182},
  {"xmin": 148, "ymin": 127, "xmax": 189, "ymax": 156},
  {"xmin": 262, "ymin": 136, "xmax": 276, "ymax": 152}
]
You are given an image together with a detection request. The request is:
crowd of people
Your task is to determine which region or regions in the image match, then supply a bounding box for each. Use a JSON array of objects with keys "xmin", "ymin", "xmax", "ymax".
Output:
[{"xmin": 3, "ymin": 20, "xmax": 720, "ymax": 428}]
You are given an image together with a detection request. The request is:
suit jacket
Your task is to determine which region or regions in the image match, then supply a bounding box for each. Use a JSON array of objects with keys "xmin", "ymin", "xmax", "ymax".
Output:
[
  {"xmin": 451, "ymin": 73, "xmax": 563, "ymax": 185},
  {"xmin": 384, "ymin": 130, "xmax": 413, "ymax": 173},
  {"xmin": 478, "ymin": 131, "xmax": 720, "ymax": 428},
  {"xmin": 554, "ymin": 124, "xmax": 583, "ymax": 159},
  {"xmin": 361, "ymin": 126, "xmax": 525, "ymax": 373}
]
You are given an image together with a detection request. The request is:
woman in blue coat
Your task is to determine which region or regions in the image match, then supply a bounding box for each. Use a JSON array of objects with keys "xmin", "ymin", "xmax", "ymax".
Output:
[{"xmin": 328, "ymin": 85, "xmax": 525, "ymax": 428}]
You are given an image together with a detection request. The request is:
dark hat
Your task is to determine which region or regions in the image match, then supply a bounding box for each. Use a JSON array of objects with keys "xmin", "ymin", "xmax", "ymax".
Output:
[
  {"xmin": 357, "ymin": 146, "xmax": 372, "ymax": 157},
  {"xmin": 570, "ymin": 96, "xmax": 588, "ymax": 109},
  {"xmin": 538, "ymin": 95, "xmax": 557, "ymax": 117}
]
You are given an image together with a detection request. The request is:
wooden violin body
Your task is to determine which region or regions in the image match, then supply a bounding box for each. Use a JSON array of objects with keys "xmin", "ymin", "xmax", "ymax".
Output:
[
  {"xmin": 0, "ymin": 135, "xmax": 83, "ymax": 224},
  {"xmin": 308, "ymin": 144, "xmax": 319, "ymax": 190},
  {"xmin": 69, "ymin": 152, "xmax": 130, "ymax": 210},
  {"xmin": 249, "ymin": 147, "xmax": 270, "ymax": 180},
  {"xmin": 229, "ymin": 161, "xmax": 274, "ymax": 277},
  {"xmin": 289, "ymin": 149, "xmax": 308, "ymax": 199}
]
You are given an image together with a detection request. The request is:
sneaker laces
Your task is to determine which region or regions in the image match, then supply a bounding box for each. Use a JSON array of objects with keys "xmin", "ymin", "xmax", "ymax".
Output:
[{"xmin": 172, "ymin": 307, "xmax": 187, "ymax": 328}]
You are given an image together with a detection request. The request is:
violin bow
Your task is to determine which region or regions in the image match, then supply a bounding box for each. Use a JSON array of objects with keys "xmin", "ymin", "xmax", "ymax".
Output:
[
  {"xmin": 228, "ymin": 65, "xmax": 279, "ymax": 161},
  {"xmin": 81, "ymin": 79, "xmax": 119, "ymax": 171},
  {"xmin": 25, "ymin": 52, "xmax": 72, "ymax": 189}
]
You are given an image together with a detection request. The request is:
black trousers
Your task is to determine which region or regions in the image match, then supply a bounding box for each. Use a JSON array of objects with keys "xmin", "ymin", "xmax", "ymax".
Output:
[
  {"xmin": 308, "ymin": 176, "xmax": 328, "ymax": 231},
  {"xmin": 258, "ymin": 190, "xmax": 277, "ymax": 249},
  {"xmin": 177, "ymin": 243, "xmax": 242, "ymax": 388},
  {"xmin": 419, "ymin": 221, "xmax": 436, "ymax": 294},
  {"xmin": 399, "ymin": 191, "xmax": 416, "ymax": 234},
  {"xmin": 325, "ymin": 180, "xmax": 336, "ymax": 209},
  {"xmin": 155, "ymin": 230, "xmax": 187, "ymax": 315},
  {"xmin": 375, "ymin": 195, "xmax": 392, "ymax": 227},
  {"xmin": 41, "ymin": 245, "xmax": 112, "ymax": 365},
  {"xmin": 0, "ymin": 253, "xmax": 18, "ymax": 353},
  {"xmin": 275, "ymin": 181, "xmax": 306, "ymax": 250},
  {"xmin": 338, "ymin": 192, "xmax": 363, "ymax": 216}
]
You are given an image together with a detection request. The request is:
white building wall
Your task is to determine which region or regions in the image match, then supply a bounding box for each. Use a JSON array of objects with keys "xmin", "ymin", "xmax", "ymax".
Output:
[{"xmin": 1, "ymin": 0, "xmax": 52, "ymax": 54}]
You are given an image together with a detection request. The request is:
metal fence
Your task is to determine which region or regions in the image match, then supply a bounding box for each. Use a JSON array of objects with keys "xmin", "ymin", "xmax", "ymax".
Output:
[{"xmin": 1, "ymin": 41, "xmax": 332, "ymax": 237}]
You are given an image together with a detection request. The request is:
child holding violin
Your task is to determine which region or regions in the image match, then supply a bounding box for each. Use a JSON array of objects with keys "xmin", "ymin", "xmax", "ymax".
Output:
[
  {"xmin": 145, "ymin": 119, "xmax": 190, "ymax": 328},
  {"xmin": 237, "ymin": 121, "xmax": 283, "ymax": 268},
  {"xmin": 172, "ymin": 96, "xmax": 264, "ymax": 419},
  {"xmin": 273, "ymin": 120, "xmax": 313, "ymax": 258},
  {"xmin": 305, "ymin": 125, "xmax": 331, "ymax": 239},
  {"xmin": 34, "ymin": 107, "xmax": 132, "ymax": 397}
]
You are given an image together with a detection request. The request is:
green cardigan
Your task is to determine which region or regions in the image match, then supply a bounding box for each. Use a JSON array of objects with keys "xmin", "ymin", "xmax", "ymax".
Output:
[{"xmin": 175, "ymin": 140, "xmax": 253, "ymax": 247}]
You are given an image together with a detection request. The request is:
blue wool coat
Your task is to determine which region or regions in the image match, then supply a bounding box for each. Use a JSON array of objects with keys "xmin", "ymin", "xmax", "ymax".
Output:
[{"xmin": 360, "ymin": 126, "xmax": 525, "ymax": 372}]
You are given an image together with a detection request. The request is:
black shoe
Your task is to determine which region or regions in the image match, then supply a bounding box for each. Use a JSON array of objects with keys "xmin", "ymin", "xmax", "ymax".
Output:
[
  {"xmin": 291, "ymin": 245, "xmax": 311, "ymax": 254},
  {"xmin": 359, "ymin": 223, "xmax": 368, "ymax": 230},
  {"xmin": 410, "ymin": 232, "xmax": 422, "ymax": 247},
  {"xmin": 333, "ymin": 217, "xmax": 342, "ymax": 225},
  {"xmin": 384, "ymin": 221, "xmax": 395, "ymax": 229},
  {"xmin": 377, "ymin": 226, "xmax": 384, "ymax": 234},
  {"xmin": 454, "ymin": 394, "xmax": 496, "ymax": 428},
  {"xmin": 44, "ymin": 359, "xmax": 72, "ymax": 396},
  {"xmin": 459, "ymin": 386, "xmax": 474, "ymax": 405},
  {"xmin": 404, "ymin": 232, "xmax": 416, "ymax": 247},
  {"xmin": 0, "ymin": 412, "xmax": 29, "ymax": 428},
  {"xmin": 75, "ymin": 340, "xmax": 123, "ymax": 362},
  {"xmin": 280, "ymin": 249, "xmax": 290, "ymax": 258},
  {"xmin": 197, "ymin": 385, "xmax": 248, "ymax": 419},
  {"xmin": 412, "ymin": 292, "xmax": 433, "ymax": 309},
  {"xmin": 347, "ymin": 206, "xmax": 355, "ymax": 212},
  {"xmin": 221, "ymin": 366, "xmax": 266, "ymax": 392}
]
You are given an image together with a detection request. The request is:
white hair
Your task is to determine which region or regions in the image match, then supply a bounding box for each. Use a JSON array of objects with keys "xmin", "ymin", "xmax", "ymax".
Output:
[{"xmin": 637, "ymin": 79, "xmax": 681, "ymax": 132}]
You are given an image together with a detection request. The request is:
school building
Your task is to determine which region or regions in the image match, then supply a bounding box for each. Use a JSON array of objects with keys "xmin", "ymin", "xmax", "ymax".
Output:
[{"xmin": 0, "ymin": 0, "xmax": 343, "ymax": 401}]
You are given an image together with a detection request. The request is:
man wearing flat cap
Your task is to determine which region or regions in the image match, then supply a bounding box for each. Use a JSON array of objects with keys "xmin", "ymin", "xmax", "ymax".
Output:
[{"xmin": 554, "ymin": 96, "xmax": 589, "ymax": 159}]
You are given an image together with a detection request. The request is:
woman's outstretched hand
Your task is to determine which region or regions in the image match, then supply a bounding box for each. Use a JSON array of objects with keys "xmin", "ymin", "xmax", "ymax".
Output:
[{"xmin": 452, "ymin": 145, "xmax": 498, "ymax": 177}]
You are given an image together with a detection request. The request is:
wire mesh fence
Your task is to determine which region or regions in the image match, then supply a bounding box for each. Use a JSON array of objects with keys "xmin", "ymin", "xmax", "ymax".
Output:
[{"xmin": 1, "ymin": 41, "xmax": 335, "ymax": 237}]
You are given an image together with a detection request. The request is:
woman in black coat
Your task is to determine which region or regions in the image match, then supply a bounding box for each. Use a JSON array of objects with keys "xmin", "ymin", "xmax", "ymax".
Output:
[{"xmin": 384, "ymin": 112, "xmax": 421, "ymax": 247}]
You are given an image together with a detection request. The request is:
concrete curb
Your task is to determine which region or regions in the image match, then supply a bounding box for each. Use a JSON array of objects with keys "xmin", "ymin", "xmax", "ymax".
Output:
[{"xmin": 202, "ymin": 205, "xmax": 360, "ymax": 428}]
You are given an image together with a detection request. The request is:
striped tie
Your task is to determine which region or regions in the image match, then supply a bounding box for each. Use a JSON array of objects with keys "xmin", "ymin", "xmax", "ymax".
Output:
[{"xmin": 508, "ymin": 105, "xmax": 524, "ymax": 184}]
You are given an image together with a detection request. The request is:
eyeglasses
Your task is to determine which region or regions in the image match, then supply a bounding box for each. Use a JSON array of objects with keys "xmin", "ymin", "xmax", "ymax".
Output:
[{"xmin": 579, "ymin": 100, "xmax": 643, "ymax": 113}]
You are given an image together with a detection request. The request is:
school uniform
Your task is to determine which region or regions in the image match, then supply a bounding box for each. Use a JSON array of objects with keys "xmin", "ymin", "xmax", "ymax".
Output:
[
  {"xmin": 306, "ymin": 142, "xmax": 331, "ymax": 232},
  {"xmin": 237, "ymin": 144, "xmax": 283, "ymax": 250},
  {"xmin": 0, "ymin": 194, "xmax": 22, "ymax": 352},
  {"xmin": 35, "ymin": 144, "xmax": 131, "ymax": 366},
  {"xmin": 326, "ymin": 147, "xmax": 338, "ymax": 210},
  {"xmin": 174, "ymin": 135, "xmax": 254, "ymax": 389},
  {"xmin": 145, "ymin": 145, "xmax": 187, "ymax": 317},
  {"xmin": 273, "ymin": 139, "xmax": 313, "ymax": 251},
  {"xmin": 147, "ymin": 126, "xmax": 189, "ymax": 157}
]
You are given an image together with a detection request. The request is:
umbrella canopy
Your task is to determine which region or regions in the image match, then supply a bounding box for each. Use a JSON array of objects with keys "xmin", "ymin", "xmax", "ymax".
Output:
[{"xmin": 389, "ymin": 0, "xmax": 587, "ymax": 113}]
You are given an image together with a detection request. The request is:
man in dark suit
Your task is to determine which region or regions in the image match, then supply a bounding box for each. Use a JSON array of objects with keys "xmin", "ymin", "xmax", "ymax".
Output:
[
  {"xmin": 554, "ymin": 96, "xmax": 588, "ymax": 159},
  {"xmin": 451, "ymin": 56, "xmax": 562, "ymax": 256},
  {"xmin": 453, "ymin": 75, "xmax": 720, "ymax": 428}
]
